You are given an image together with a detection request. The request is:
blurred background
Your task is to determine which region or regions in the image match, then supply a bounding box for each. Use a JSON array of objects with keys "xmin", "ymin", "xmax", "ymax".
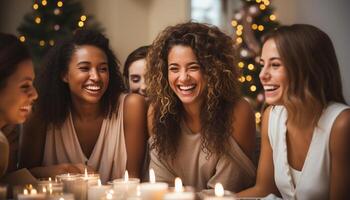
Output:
[{"xmin": 1, "ymin": 0, "xmax": 349, "ymax": 111}]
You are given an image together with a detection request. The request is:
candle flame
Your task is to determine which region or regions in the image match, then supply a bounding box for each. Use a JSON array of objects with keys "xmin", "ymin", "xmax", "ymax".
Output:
[
  {"xmin": 124, "ymin": 170, "xmax": 129, "ymax": 182},
  {"xmin": 214, "ymin": 183, "xmax": 224, "ymax": 197},
  {"xmin": 136, "ymin": 185, "xmax": 141, "ymax": 196},
  {"xmin": 23, "ymin": 189, "xmax": 28, "ymax": 195},
  {"xmin": 84, "ymin": 168, "xmax": 88, "ymax": 177},
  {"xmin": 49, "ymin": 177, "xmax": 52, "ymax": 181},
  {"xmin": 42, "ymin": 187, "xmax": 47, "ymax": 193},
  {"xmin": 59, "ymin": 198, "xmax": 65, "ymax": 200},
  {"xmin": 149, "ymin": 168, "xmax": 156, "ymax": 183},
  {"xmin": 67, "ymin": 173, "xmax": 70, "ymax": 177},
  {"xmin": 98, "ymin": 179, "xmax": 102, "ymax": 186},
  {"xmin": 174, "ymin": 177, "xmax": 184, "ymax": 192}
]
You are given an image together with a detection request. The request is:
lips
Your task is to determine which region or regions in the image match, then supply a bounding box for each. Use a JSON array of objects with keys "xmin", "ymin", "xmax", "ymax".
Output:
[
  {"xmin": 83, "ymin": 84, "xmax": 102, "ymax": 94},
  {"xmin": 177, "ymin": 84, "xmax": 196, "ymax": 95},
  {"xmin": 19, "ymin": 105, "xmax": 32, "ymax": 113},
  {"xmin": 263, "ymin": 85, "xmax": 279, "ymax": 92}
]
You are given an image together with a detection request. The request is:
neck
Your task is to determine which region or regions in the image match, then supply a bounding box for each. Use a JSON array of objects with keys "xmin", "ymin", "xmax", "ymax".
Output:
[
  {"xmin": 183, "ymin": 103, "xmax": 201, "ymax": 128},
  {"xmin": 286, "ymin": 102, "xmax": 323, "ymax": 129},
  {"xmin": 71, "ymin": 100, "xmax": 103, "ymax": 121}
]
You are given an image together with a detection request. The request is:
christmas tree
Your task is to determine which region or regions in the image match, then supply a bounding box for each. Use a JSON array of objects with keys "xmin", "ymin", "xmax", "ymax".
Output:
[
  {"xmin": 17, "ymin": 0, "xmax": 102, "ymax": 62},
  {"xmin": 232, "ymin": 0, "xmax": 280, "ymax": 124}
]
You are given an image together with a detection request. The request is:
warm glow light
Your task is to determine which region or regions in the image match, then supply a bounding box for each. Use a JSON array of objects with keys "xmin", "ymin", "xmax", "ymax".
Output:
[
  {"xmin": 149, "ymin": 168, "xmax": 156, "ymax": 183},
  {"xmin": 33, "ymin": 3, "xmax": 39, "ymax": 10},
  {"xmin": 174, "ymin": 177, "xmax": 184, "ymax": 192},
  {"xmin": 23, "ymin": 189, "xmax": 28, "ymax": 195},
  {"xmin": 239, "ymin": 76, "xmax": 246, "ymax": 83},
  {"xmin": 237, "ymin": 25, "xmax": 243, "ymax": 30},
  {"xmin": 246, "ymin": 75, "xmax": 252, "ymax": 81},
  {"xmin": 214, "ymin": 183, "xmax": 224, "ymax": 197},
  {"xmin": 124, "ymin": 170, "xmax": 129, "ymax": 182},
  {"xmin": 231, "ymin": 20, "xmax": 238, "ymax": 27},
  {"xmin": 236, "ymin": 30, "xmax": 242, "ymax": 36},
  {"xmin": 238, "ymin": 62, "xmax": 244, "ymax": 68},
  {"xmin": 42, "ymin": 187, "xmax": 47, "ymax": 193},
  {"xmin": 263, "ymin": 0, "xmax": 270, "ymax": 6},
  {"xmin": 84, "ymin": 168, "xmax": 88, "ymax": 177},
  {"xmin": 255, "ymin": 112, "xmax": 261, "ymax": 118},
  {"xmin": 78, "ymin": 21, "xmax": 84, "ymax": 27},
  {"xmin": 57, "ymin": 1, "xmax": 63, "ymax": 7},
  {"xmin": 256, "ymin": 0, "xmax": 262, "ymax": 3},
  {"xmin": 49, "ymin": 40, "xmax": 55, "ymax": 46},
  {"xmin": 250, "ymin": 85, "xmax": 257, "ymax": 92},
  {"xmin": 31, "ymin": 189, "xmax": 38, "ymax": 195},
  {"xmin": 248, "ymin": 64, "xmax": 255, "ymax": 70},
  {"xmin": 236, "ymin": 37, "xmax": 243, "ymax": 44},
  {"xmin": 80, "ymin": 15, "xmax": 87, "ymax": 21},
  {"xmin": 258, "ymin": 25, "xmax": 264, "ymax": 31},
  {"xmin": 39, "ymin": 40, "xmax": 45, "ymax": 46},
  {"xmin": 35, "ymin": 17, "xmax": 41, "ymax": 24},
  {"xmin": 269, "ymin": 14, "xmax": 276, "ymax": 21},
  {"xmin": 252, "ymin": 24, "xmax": 258, "ymax": 30},
  {"xmin": 19, "ymin": 36, "xmax": 26, "ymax": 42},
  {"xmin": 42, "ymin": 0, "xmax": 47, "ymax": 6},
  {"xmin": 97, "ymin": 179, "xmax": 102, "ymax": 186},
  {"xmin": 259, "ymin": 4, "xmax": 266, "ymax": 10}
]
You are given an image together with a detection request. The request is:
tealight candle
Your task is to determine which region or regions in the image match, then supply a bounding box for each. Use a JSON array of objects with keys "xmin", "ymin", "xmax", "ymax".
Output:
[
  {"xmin": 17, "ymin": 188, "xmax": 45, "ymax": 200},
  {"xmin": 37, "ymin": 177, "xmax": 63, "ymax": 195},
  {"xmin": 139, "ymin": 168, "xmax": 168, "ymax": 200},
  {"xmin": 81, "ymin": 168, "xmax": 100, "ymax": 186},
  {"xmin": 87, "ymin": 179, "xmax": 111, "ymax": 200},
  {"xmin": 163, "ymin": 177, "xmax": 195, "ymax": 200},
  {"xmin": 46, "ymin": 193, "xmax": 74, "ymax": 200},
  {"xmin": 203, "ymin": 183, "xmax": 235, "ymax": 200},
  {"xmin": 113, "ymin": 170, "xmax": 140, "ymax": 199},
  {"xmin": 56, "ymin": 173, "xmax": 86, "ymax": 200}
]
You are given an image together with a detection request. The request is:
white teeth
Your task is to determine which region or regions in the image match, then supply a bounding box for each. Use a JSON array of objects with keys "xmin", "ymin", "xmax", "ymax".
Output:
[
  {"xmin": 179, "ymin": 85, "xmax": 195, "ymax": 91},
  {"xmin": 20, "ymin": 105, "xmax": 31, "ymax": 111},
  {"xmin": 85, "ymin": 85, "xmax": 101, "ymax": 91},
  {"xmin": 264, "ymin": 85, "xmax": 278, "ymax": 91}
]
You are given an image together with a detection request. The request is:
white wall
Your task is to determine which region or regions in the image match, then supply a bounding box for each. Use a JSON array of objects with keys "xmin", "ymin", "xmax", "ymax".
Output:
[{"xmin": 274, "ymin": 0, "xmax": 350, "ymax": 103}]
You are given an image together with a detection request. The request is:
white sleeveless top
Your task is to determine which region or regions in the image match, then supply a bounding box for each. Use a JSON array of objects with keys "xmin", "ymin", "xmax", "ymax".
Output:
[
  {"xmin": 43, "ymin": 94, "xmax": 127, "ymax": 183},
  {"xmin": 0, "ymin": 130, "xmax": 9, "ymax": 177},
  {"xmin": 268, "ymin": 102, "xmax": 349, "ymax": 200}
]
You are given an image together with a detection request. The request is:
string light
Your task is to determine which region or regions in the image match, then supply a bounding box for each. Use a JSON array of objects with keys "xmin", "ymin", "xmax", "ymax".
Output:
[
  {"xmin": 269, "ymin": 14, "xmax": 276, "ymax": 21},
  {"xmin": 39, "ymin": 40, "xmax": 45, "ymax": 46},
  {"xmin": 80, "ymin": 15, "xmax": 87, "ymax": 22},
  {"xmin": 238, "ymin": 62, "xmax": 245, "ymax": 68},
  {"xmin": 248, "ymin": 64, "xmax": 255, "ymax": 70},
  {"xmin": 49, "ymin": 40, "xmax": 55, "ymax": 46},
  {"xmin": 57, "ymin": 1, "xmax": 63, "ymax": 7},
  {"xmin": 236, "ymin": 37, "xmax": 243, "ymax": 44},
  {"xmin": 239, "ymin": 76, "xmax": 246, "ymax": 83},
  {"xmin": 54, "ymin": 24, "xmax": 60, "ymax": 31},
  {"xmin": 236, "ymin": 29, "xmax": 242, "ymax": 36},
  {"xmin": 35, "ymin": 17, "xmax": 41, "ymax": 24},
  {"xmin": 259, "ymin": 4, "xmax": 266, "ymax": 10},
  {"xmin": 237, "ymin": 25, "xmax": 244, "ymax": 30},
  {"xmin": 250, "ymin": 85, "xmax": 257, "ymax": 92},
  {"xmin": 263, "ymin": 0, "xmax": 270, "ymax": 6},
  {"xmin": 54, "ymin": 8, "xmax": 61, "ymax": 15},
  {"xmin": 41, "ymin": 0, "xmax": 47, "ymax": 6},
  {"xmin": 255, "ymin": 112, "xmax": 261, "ymax": 119},
  {"xmin": 19, "ymin": 36, "xmax": 26, "ymax": 42},
  {"xmin": 231, "ymin": 20, "xmax": 238, "ymax": 27},
  {"xmin": 251, "ymin": 24, "xmax": 258, "ymax": 30},
  {"xmin": 256, "ymin": 0, "xmax": 262, "ymax": 3},
  {"xmin": 246, "ymin": 75, "xmax": 252, "ymax": 81},
  {"xmin": 258, "ymin": 25, "xmax": 264, "ymax": 31},
  {"xmin": 33, "ymin": 3, "xmax": 39, "ymax": 10},
  {"xmin": 78, "ymin": 21, "xmax": 84, "ymax": 27}
]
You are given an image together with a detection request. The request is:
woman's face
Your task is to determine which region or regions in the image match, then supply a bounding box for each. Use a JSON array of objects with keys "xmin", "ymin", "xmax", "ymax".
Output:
[
  {"xmin": 128, "ymin": 58, "xmax": 147, "ymax": 96},
  {"xmin": 62, "ymin": 45, "xmax": 109, "ymax": 106},
  {"xmin": 0, "ymin": 59, "xmax": 38, "ymax": 127},
  {"xmin": 167, "ymin": 45, "xmax": 206, "ymax": 107},
  {"xmin": 259, "ymin": 39, "xmax": 288, "ymax": 105}
]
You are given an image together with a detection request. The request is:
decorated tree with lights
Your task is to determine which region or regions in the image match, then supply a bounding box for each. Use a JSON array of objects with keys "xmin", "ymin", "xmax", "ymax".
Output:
[
  {"xmin": 18, "ymin": 0, "xmax": 102, "ymax": 62},
  {"xmin": 231, "ymin": 0, "xmax": 280, "ymax": 123}
]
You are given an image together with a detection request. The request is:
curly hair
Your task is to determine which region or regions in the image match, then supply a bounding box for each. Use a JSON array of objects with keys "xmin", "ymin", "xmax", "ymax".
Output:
[
  {"xmin": 34, "ymin": 30, "xmax": 126, "ymax": 127},
  {"xmin": 262, "ymin": 24, "xmax": 346, "ymax": 125},
  {"xmin": 123, "ymin": 45, "xmax": 150, "ymax": 90},
  {"xmin": 0, "ymin": 33, "xmax": 31, "ymax": 91},
  {"xmin": 146, "ymin": 22, "xmax": 242, "ymax": 160}
]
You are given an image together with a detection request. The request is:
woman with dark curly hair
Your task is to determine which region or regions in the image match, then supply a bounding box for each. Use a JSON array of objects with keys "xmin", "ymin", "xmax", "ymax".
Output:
[
  {"xmin": 20, "ymin": 30, "xmax": 147, "ymax": 183},
  {"xmin": 0, "ymin": 33, "xmax": 38, "ymax": 178},
  {"xmin": 146, "ymin": 22, "xmax": 256, "ymax": 191}
]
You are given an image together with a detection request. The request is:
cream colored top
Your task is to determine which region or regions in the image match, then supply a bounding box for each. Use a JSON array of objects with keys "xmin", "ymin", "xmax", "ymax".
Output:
[
  {"xmin": 269, "ymin": 103, "xmax": 349, "ymax": 200},
  {"xmin": 43, "ymin": 94, "xmax": 127, "ymax": 183},
  {"xmin": 149, "ymin": 121, "xmax": 256, "ymax": 192},
  {"xmin": 0, "ymin": 130, "xmax": 9, "ymax": 177}
]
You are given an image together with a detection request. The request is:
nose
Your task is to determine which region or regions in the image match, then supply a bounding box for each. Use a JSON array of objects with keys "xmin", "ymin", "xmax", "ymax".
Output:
[
  {"xmin": 259, "ymin": 65, "xmax": 270, "ymax": 82},
  {"xmin": 178, "ymin": 70, "xmax": 190, "ymax": 82},
  {"xmin": 89, "ymin": 68, "xmax": 100, "ymax": 81},
  {"xmin": 140, "ymin": 79, "xmax": 147, "ymax": 96},
  {"xmin": 31, "ymin": 86, "xmax": 38, "ymax": 101}
]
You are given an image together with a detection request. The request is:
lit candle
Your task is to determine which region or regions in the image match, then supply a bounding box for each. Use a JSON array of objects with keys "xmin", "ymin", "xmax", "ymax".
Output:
[
  {"xmin": 37, "ymin": 177, "xmax": 63, "ymax": 195},
  {"xmin": 17, "ymin": 188, "xmax": 45, "ymax": 200},
  {"xmin": 112, "ymin": 170, "xmax": 140, "ymax": 199},
  {"xmin": 46, "ymin": 193, "xmax": 74, "ymax": 200},
  {"xmin": 82, "ymin": 168, "xmax": 100, "ymax": 186},
  {"xmin": 139, "ymin": 168, "xmax": 168, "ymax": 200},
  {"xmin": 56, "ymin": 173, "xmax": 86, "ymax": 200},
  {"xmin": 163, "ymin": 177, "xmax": 195, "ymax": 200},
  {"xmin": 87, "ymin": 179, "xmax": 111, "ymax": 200},
  {"xmin": 203, "ymin": 183, "xmax": 235, "ymax": 200}
]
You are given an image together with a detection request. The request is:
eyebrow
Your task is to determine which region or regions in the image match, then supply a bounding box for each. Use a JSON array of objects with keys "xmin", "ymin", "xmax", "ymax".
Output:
[
  {"xmin": 168, "ymin": 61, "xmax": 199, "ymax": 66},
  {"xmin": 77, "ymin": 61, "xmax": 108, "ymax": 65},
  {"xmin": 20, "ymin": 77, "xmax": 34, "ymax": 82},
  {"xmin": 260, "ymin": 57, "xmax": 281, "ymax": 62}
]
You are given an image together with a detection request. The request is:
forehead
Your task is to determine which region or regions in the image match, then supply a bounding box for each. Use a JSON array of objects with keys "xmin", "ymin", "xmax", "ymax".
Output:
[
  {"xmin": 129, "ymin": 59, "xmax": 146, "ymax": 75},
  {"xmin": 168, "ymin": 45, "xmax": 197, "ymax": 60},
  {"xmin": 261, "ymin": 39, "xmax": 280, "ymax": 59},
  {"xmin": 8, "ymin": 59, "xmax": 34, "ymax": 81},
  {"xmin": 71, "ymin": 45, "xmax": 107, "ymax": 61}
]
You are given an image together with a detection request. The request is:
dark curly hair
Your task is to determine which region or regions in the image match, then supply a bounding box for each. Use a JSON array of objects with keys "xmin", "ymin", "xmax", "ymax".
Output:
[
  {"xmin": 34, "ymin": 30, "xmax": 126, "ymax": 127},
  {"xmin": 123, "ymin": 45, "xmax": 150, "ymax": 90},
  {"xmin": 0, "ymin": 33, "xmax": 31, "ymax": 91},
  {"xmin": 146, "ymin": 22, "xmax": 242, "ymax": 160}
]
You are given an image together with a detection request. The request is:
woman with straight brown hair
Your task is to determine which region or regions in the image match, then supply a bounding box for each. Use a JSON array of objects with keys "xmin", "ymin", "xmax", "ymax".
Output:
[{"xmin": 238, "ymin": 24, "xmax": 350, "ymax": 199}]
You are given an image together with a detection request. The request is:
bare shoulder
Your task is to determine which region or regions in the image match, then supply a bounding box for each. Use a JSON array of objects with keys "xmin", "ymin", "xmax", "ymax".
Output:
[
  {"xmin": 124, "ymin": 93, "xmax": 146, "ymax": 108},
  {"xmin": 330, "ymin": 108, "xmax": 350, "ymax": 152},
  {"xmin": 147, "ymin": 103, "xmax": 156, "ymax": 136}
]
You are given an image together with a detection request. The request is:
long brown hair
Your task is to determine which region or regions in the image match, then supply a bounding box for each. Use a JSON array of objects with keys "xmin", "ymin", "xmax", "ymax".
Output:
[
  {"xmin": 146, "ymin": 22, "xmax": 242, "ymax": 160},
  {"xmin": 262, "ymin": 24, "xmax": 346, "ymax": 125}
]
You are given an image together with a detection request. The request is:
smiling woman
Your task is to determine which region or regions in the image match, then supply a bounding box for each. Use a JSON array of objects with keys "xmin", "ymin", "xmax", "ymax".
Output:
[
  {"xmin": 0, "ymin": 33, "xmax": 38, "ymax": 177},
  {"xmin": 19, "ymin": 30, "xmax": 148, "ymax": 183}
]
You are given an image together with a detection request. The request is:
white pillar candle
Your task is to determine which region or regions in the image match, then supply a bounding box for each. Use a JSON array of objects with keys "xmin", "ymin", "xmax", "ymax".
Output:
[
  {"xmin": 139, "ymin": 169, "xmax": 168, "ymax": 200},
  {"xmin": 113, "ymin": 170, "xmax": 140, "ymax": 199},
  {"xmin": 37, "ymin": 177, "xmax": 63, "ymax": 195},
  {"xmin": 17, "ymin": 188, "xmax": 45, "ymax": 200},
  {"xmin": 163, "ymin": 177, "xmax": 195, "ymax": 200},
  {"xmin": 46, "ymin": 193, "xmax": 74, "ymax": 200},
  {"xmin": 81, "ymin": 168, "xmax": 100, "ymax": 186},
  {"xmin": 56, "ymin": 173, "xmax": 87, "ymax": 200},
  {"xmin": 203, "ymin": 183, "xmax": 235, "ymax": 200},
  {"xmin": 87, "ymin": 179, "xmax": 111, "ymax": 200}
]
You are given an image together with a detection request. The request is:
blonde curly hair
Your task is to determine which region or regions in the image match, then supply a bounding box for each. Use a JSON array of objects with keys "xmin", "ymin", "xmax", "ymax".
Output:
[{"xmin": 146, "ymin": 22, "xmax": 242, "ymax": 160}]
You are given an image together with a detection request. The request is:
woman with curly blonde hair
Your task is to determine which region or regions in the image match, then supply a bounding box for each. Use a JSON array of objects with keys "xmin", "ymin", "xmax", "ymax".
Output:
[{"xmin": 146, "ymin": 22, "xmax": 256, "ymax": 191}]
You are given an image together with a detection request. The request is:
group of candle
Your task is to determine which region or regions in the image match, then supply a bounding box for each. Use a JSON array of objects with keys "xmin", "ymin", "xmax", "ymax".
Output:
[{"xmin": 15, "ymin": 168, "xmax": 236, "ymax": 200}]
